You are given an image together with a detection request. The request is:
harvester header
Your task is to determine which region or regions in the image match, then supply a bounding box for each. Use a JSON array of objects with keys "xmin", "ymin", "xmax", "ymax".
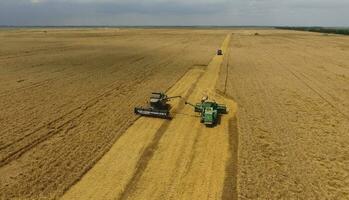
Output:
[{"xmin": 134, "ymin": 92, "xmax": 181, "ymax": 119}]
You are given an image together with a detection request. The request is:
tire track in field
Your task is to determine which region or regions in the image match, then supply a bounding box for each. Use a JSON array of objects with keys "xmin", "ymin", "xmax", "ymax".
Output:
[
  {"xmin": 216, "ymin": 38, "xmax": 239, "ymax": 200},
  {"xmin": 222, "ymin": 116, "xmax": 239, "ymax": 200},
  {"xmin": 119, "ymin": 74, "xmax": 200, "ymax": 200},
  {"xmin": 0, "ymin": 82, "xmax": 126, "ymax": 166},
  {"xmin": 285, "ymin": 67, "xmax": 349, "ymax": 120},
  {"xmin": 0, "ymin": 45, "xmax": 76, "ymax": 61},
  {"xmin": 0, "ymin": 37, "xmax": 177, "ymax": 98},
  {"xmin": 0, "ymin": 38, "xmax": 192, "ymax": 166},
  {"xmin": 261, "ymin": 46, "xmax": 349, "ymax": 120}
]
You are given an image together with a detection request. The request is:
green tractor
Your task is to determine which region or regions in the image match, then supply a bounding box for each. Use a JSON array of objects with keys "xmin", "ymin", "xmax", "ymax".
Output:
[{"xmin": 185, "ymin": 97, "xmax": 227, "ymax": 126}]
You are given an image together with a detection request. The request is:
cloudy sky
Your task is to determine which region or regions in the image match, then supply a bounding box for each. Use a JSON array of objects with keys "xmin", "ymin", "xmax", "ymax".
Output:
[{"xmin": 0, "ymin": 0, "xmax": 348, "ymax": 26}]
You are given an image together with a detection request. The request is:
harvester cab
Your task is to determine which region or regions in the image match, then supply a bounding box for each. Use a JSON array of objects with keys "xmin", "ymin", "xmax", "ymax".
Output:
[
  {"xmin": 185, "ymin": 97, "xmax": 227, "ymax": 126},
  {"xmin": 134, "ymin": 92, "xmax": 181, "ymax": 119}
]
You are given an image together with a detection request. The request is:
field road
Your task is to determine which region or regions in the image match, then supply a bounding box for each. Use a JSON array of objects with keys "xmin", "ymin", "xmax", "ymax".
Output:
[{"xmin": 62, "ymin": 34, "xmax": 238, "ymax": 200}]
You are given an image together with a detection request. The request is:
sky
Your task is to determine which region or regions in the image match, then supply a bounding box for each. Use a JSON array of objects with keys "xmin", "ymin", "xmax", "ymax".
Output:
[{"xmin": 0, "ymin": 0, "xmax": 348, "ymax": 26}]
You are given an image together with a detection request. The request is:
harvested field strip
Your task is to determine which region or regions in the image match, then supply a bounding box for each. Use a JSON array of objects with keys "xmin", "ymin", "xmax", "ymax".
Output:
[
  {"xmin": 62, "ymin": 68, "xmax": 205, "ymax": 200},
  {"xmin": 62, "ymin": 33, "xmax": 238, "ymax": 200},
  {"xmin": 118, "ymin": 73, "xmax": 200, "ymax": 200}
]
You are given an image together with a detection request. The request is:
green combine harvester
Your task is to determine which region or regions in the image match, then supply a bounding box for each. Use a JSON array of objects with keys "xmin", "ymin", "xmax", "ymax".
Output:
[{"xmin": 185, "ymin": 97, "xmax": 227, "ymax": 126}]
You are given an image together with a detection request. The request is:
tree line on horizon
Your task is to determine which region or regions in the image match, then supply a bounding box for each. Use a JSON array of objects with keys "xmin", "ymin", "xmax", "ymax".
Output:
[{"xmin": 277, "ymin": 27, "xmax": 349, "ymax": 36}]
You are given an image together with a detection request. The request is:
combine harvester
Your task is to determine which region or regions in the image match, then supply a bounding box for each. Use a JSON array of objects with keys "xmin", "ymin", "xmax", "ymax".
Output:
[
  {"xmin": 134, "ymin": 93, "xmax": 228, "ymax": 126},
  {"xmin": 134, "ymin": 92, "xmax": 181, "ymax": 119},
  {"xmin": 185, "ymin": 96, "xmax": 227, "ymax": 126}
]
